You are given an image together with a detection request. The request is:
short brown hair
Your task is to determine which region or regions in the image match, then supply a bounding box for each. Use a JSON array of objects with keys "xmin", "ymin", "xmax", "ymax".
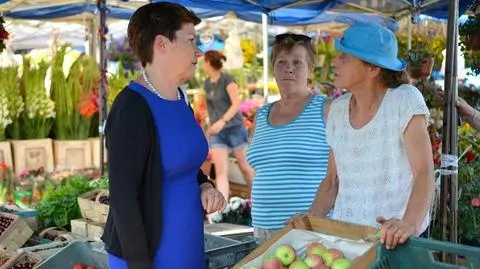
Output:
[
  {"xmin": 204, "ymin": 50, "xmax": 226, "ymax": 70},
  {"xmin": 127, "ymin": 2, "xmax": 201, "ymax": 67},
  {"xmin": 363, "ymin": 61, "xmax": 410, "ymax": 88},
  {"xmin": 271, "ymin": 33, "xmax": 317, "ymax": 70}
]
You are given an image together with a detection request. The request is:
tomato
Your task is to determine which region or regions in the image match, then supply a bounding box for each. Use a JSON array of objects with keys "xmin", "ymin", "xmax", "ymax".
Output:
[
  {"xmin": 86, "ymin": 266, "xmax": 96, "ymax": 269},
  {"xmin": 72, "ymin": 264, "xmax": 85, "ymax": 269}
]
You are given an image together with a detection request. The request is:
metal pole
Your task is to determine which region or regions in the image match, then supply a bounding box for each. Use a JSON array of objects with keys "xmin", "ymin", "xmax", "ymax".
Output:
[
  {"xmin": 97, "ymin": 0, "xmax": 108, "ymax": 175},
  {"xmin": 407, "ymin": 17, "xmax": 412, "ymax": 50},
  {"xmin": 440, "ymin": 0, "xmax": 459, "ymax": 262},
  {"xmin": 262, "ymin": 12, "xmax": 269, "ymax": 99}
]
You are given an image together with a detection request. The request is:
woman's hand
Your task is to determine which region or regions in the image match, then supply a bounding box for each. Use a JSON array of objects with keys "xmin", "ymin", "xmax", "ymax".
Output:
[
  {"xmin": 207, "ymin": 120, "xmax": 226, "ymax": 136},
  {"xmin": 200, "ymin": 183, "xmax": 226, "ymax": 213},
  {"xmin": 457, "ymin": 97, "xmax": 476, "ymax": 122},
  {"xmin": 284, "ymin": 212, "xmax": 309, "ymax": 225},
  {"xmin": 376, "ymin": 217, "xmax": 417, "ymax": 250}
]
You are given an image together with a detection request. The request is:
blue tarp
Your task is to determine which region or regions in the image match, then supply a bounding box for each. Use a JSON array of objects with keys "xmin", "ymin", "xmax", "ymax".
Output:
[
  {"xmin": 153, "ymin": 0, "xmax": 470, "ymax": 21},
  {"xmin": 0, "ymin": 0, "xmax": 469, "ymax": 28},
  {"xmin": 2, "ymin": 3, "xmax": 135, "ymax": 20}
]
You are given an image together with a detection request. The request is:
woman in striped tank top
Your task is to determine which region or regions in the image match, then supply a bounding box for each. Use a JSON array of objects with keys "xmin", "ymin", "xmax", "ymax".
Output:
[{"xmin": 247, "ymin": 33, "xmax": 331, "ymax": 243}]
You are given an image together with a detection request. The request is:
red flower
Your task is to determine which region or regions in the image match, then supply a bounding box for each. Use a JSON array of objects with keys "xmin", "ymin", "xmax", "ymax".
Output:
[
  {"xmin": 0, "ymin": 28, "xmax": 8, "ymax": 41},
  {"xmin": 471, "ymin": 198, "xmax": 480, "ymax": 207},
  {"xmin": 77, "ymin": 91, "xmax": 99, "ymax": 118},
  {"xmin": 466, "ymin": 151, "xmax": 476, "ymax": 163},
  {"xmin": 0, "ymin": 162, "xmax": 7, "ymax": 178},
  {"xmin": 21, "ymin": 196, "xmax": 29, "ymax": 205}
]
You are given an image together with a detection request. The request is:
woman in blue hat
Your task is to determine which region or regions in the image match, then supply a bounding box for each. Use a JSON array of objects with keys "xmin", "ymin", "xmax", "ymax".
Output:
[{"xmin": 307, "ymin": 24, "xmax": 435, "ymax": 250}]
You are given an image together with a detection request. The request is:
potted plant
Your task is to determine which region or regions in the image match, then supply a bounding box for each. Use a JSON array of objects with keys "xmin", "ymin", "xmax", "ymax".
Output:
[
  {"xmin": 459, "ymin": 15, "xmax": 480, "ymax": 51},
  {"xmin": 406, "ymin": 48, "xmax": 435, "ymax": 79}
]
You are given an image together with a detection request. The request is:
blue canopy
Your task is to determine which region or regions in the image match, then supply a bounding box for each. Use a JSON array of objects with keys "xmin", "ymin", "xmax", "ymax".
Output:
[
  {"xmin": 154, "ymin": 0, "xmax": 469, "ymax": 21},
  {"xmin": 0, "ymin": 0, "xmax": 468, "ymax": 29},
  {"xmin": 1, "ymin": 2, "xmax": 135, "ymax": 20}
]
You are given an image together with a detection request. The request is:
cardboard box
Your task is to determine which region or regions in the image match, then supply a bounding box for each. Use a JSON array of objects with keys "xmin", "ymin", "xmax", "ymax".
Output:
[
  {"xmin": 53, "ymin": 140, "xmax": 92, "ymax": 171},
  {"xmin": 233, "ymin": 216, "xmax": 379, "ymax": 269},
  {"xmin": 89, "ymin": 137, "xmax": 107, "ymax": 168},
  {"xmin": 11, "ymin": 139, "xmax": 54, "ymax": 175},
  {"xmin": 70, "ymin": 218, "xmax": 105, "ymax": 241}
]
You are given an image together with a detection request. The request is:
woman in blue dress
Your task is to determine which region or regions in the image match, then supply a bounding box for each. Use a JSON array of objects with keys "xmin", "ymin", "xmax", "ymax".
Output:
[{"xmin": 102, "ymin": 3, "xmax": 226, "ymax": 269}]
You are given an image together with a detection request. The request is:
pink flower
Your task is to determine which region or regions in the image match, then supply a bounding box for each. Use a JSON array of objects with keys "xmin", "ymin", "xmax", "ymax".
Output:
[
  {"xmin": 239, "ymin": 101, "xmax": 252, "ymax": 114},
  {"xmin": 471, "ymin": 198, "xmax": 480, "ymax": 207}
]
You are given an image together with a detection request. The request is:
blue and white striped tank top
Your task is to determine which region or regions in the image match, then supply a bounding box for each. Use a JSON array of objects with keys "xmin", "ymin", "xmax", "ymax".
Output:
[{"xmin": 247, "ymin": 94, "xmax": 330, "ymax": 229}]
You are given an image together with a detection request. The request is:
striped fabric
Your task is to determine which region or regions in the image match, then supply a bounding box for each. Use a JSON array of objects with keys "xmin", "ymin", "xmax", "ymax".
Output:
[{"xmin": 247, "ymin": 94, "xmax": 330, "ymax": 229}]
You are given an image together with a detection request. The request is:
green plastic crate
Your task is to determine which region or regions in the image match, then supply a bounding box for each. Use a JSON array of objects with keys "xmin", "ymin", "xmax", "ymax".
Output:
[
  {"xmin": 370, "ymin": 237, "xmax": 480, "ymax": 269},
  {"xmin": 35, "ymin": 241, "xmax": 108, "ymax": 269}
]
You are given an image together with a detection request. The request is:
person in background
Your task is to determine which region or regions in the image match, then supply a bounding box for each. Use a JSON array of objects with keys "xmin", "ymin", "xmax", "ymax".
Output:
[
  {"xmin": 247, "ymin": 33, "xmax": 331, "ymax": 244},
  {"xmin": 457, "ymin": 96, "xmax": 480, "ymax": 131},
  {"xmin": 202, "ymin": 50, "xmax": 255, "ymax": 201},
  {"xmin": 306, "ymin": 24, "xmax": 435, "ymax": 250},
  {"xmin": 103, "ymin": 3, "xmax": 225, "ymax": 269}
]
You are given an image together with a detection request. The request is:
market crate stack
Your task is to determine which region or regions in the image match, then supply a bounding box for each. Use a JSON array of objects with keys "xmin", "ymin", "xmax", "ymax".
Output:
[{"xmin": 71, "ymin": 189, "xmax": 109, "ymax": 241}]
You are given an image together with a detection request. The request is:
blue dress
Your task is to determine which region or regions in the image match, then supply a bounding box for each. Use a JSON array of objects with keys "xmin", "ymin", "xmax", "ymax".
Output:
[{"xmin": 108, "ymin": 82, "xmax": 208, "ymax": 269}]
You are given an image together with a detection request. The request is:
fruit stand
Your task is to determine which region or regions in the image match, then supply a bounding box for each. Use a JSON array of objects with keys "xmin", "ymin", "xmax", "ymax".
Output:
[{"xmin": 234, "ymin": 216, "xmax": 480, "ymax": 269}]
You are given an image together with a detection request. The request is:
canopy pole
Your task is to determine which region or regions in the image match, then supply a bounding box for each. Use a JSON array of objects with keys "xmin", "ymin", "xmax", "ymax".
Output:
[
  {"xmin": 440, "ymin": 0, "xmax": 459, "ymax": 263},
  {"xmin": 97, "ymin": 0, "xmax": 108, "ymax": 175},
  {"xmin": 407, "ymin": 17, "xmax": 412, "ymax": 50},
  {"xmin": 262, "ymin": 12, "xmax": 269, "ymax": 99}
]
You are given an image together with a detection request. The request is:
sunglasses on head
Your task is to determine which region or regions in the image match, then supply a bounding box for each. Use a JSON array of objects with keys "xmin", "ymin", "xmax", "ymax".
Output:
[{"xmin": 275, "ymin": 33, "xmax": 312, "ymax": 43}]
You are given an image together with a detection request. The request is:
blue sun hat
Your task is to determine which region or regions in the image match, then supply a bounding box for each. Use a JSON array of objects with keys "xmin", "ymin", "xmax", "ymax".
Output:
[{"xmin": 335, "ymin": 24, "xmax": 406, "ymax": 71}]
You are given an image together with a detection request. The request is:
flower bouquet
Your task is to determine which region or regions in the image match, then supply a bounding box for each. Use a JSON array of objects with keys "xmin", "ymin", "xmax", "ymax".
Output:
[
  {"xmin": 51, "ymin": 45, "xmax": 99, "ymax": 140},
  {"xmin": 0, "ymin": 66, "xmax": 23, "ymax": 140},
  {"xmin": 19, "ymin": 56, "xmax": 55, "ymax": 139},
  {"xmin": 210, "ymin": 196, "xmax": 252, "ymax": 226},
  {"xmin": 108, "ymin": 63, "xmax": 139, "ymax": 107}
]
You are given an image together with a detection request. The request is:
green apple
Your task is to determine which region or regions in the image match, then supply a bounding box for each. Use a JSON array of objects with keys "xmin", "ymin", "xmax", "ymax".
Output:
[
  {"xmin": 288, "ymin": 260, "xmax": 309, "ymax": 269},
  {"xmin": 306, "ymin": 242, "xmax": 328, "ymax": 257},
  {"xmin": 304, "ymin": 254, "xmax": 324, "ymax": 267},
  {"xmin": 322, "ymin": 248, "xmax": 344, "ymax": 266},
  {"xmin": 263, "ymin": 255, "xmax": 283, "ymax": 269},
  {"xmin": 275, "ymin": 244, "xmax": 296, "ymax": 266},
  {"xmin": 331, "ymin": 258, "xmax": 352, "ymax": 269}
]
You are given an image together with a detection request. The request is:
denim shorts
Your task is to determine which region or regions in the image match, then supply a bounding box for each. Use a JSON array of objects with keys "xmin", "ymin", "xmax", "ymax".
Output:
[{"xmin": 210, "ymin": 124, "xmax": 248, "ymax": 150}]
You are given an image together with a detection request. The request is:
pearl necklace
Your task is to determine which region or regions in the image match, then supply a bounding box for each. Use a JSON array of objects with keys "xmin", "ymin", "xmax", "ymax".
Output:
[{"xmin": 141, "ymin": 69, "xmax": 181, "ymax": 100}]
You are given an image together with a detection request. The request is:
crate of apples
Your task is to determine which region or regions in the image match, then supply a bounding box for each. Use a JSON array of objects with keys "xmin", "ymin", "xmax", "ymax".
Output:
[{"xmin": 247, "ymin": 242, "xmax": 351, "ymax": 269}]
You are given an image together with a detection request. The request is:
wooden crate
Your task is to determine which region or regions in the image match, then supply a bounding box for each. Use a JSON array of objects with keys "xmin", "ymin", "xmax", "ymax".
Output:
[
  {"xmin": 53, "ymin": 140, "xmax": 92, "ymax": 171},
  {"xmin": 1, "ymin": 251, "xmax": 42, "ymax": 269},
  {"xmin": 0, "ymin": 213, "xmax": 34, "ymax": 252},
  {"xmin": 0, "ymin": 249, "xmax": 15, "ymax": 269},
  {"xmin": 89, "ymin": 137, "xmax": 107, "ymax": 168},
  {"xmin": 0, "ymin": 142, "xmax": 13, "ymax": 169},
  {"xmin": 38, "ymin": 227, "xmax": 68, "ymax": 242},
  {"xmin": 0, "ymin": 204, "xmax": 38, "ymax": 232},
  {"xmin": 11, "ymin": 139, "xmax": 54, "ymax": 176},
  {"xmin": 70, "ymin": 219, "xmax": 88, "ymax": 238},
  {"xmin": 77, "ymin": 189, "xmax": 109, "ymax": 224},
  {"xmin": 233, "ymin": 215, "xmax": 378, "ymax": 269},
  {"xmin": 70, "ymin": 219, "xmax": 104, "ymax": 241}
]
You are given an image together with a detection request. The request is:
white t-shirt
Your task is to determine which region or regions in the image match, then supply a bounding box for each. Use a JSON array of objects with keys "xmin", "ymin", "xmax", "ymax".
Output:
[{"xmin": 327, "ymin": 84, "xmax": 431, "ymax": 234}]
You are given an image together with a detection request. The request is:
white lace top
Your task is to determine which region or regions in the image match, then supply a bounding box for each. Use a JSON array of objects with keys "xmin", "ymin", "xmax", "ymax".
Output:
[{"xmin": 327, "ymin": 84, "xmax": 430, "ymax": 234}]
